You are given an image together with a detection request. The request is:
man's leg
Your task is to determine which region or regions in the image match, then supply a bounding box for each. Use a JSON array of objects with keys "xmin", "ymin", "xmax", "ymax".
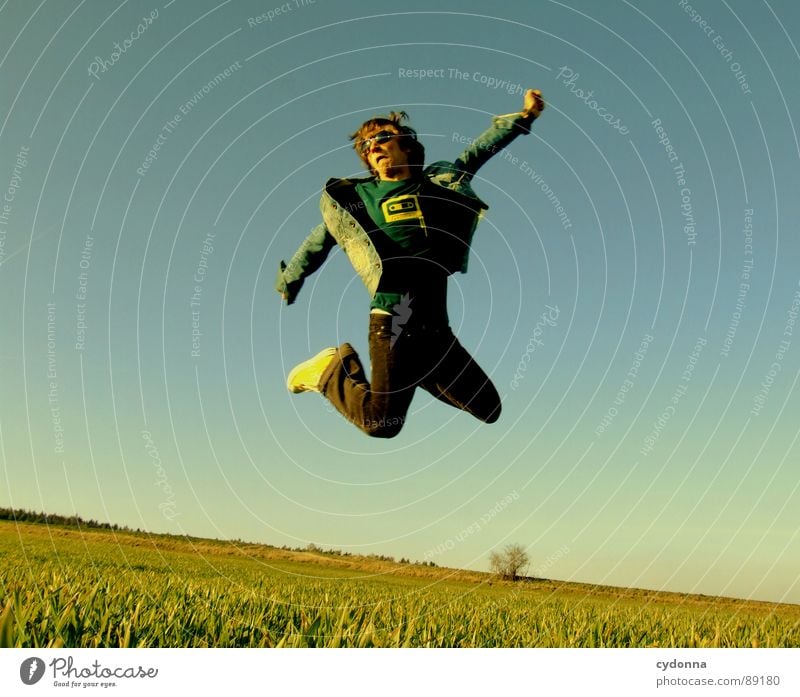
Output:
[
  {"xmin": 319, "ymin": 314, "xmax": 417, "ymax": 437},
  {"xmin": 418, "ymin": 329, "xmax": 501, "ymax": 424}
]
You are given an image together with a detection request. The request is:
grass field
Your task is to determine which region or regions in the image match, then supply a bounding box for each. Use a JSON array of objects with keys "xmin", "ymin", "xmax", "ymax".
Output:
[{"xmin": 1, "ymin": 520, "xmax": 798, "ymax": 648}]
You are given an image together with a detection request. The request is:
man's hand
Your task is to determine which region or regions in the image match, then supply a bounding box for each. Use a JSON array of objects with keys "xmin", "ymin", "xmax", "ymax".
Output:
[
  {"xmin": 522, "ymin": 89, "xmax": 545, "ymax": 119},
  {"xmin": 277, "ymin": 261, "xmax": 296, "ymax": 304}
]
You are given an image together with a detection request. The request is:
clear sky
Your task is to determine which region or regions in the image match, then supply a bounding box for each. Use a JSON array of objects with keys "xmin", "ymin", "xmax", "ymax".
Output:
[{"xmin": 1, "ymin": 0, "xmax": 798, "ymax": 604}]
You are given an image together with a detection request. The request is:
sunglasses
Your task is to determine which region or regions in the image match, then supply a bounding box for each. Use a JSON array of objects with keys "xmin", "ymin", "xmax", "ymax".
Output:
[{"xmin": 358, "ymin": 130, "xmax": 401, "ymax": 155}]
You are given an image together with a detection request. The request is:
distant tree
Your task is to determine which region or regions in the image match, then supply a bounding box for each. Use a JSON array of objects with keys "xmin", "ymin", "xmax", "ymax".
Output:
[{"xmin": 489, "ymin": 543, "xmax": 529, "ymax": 581}]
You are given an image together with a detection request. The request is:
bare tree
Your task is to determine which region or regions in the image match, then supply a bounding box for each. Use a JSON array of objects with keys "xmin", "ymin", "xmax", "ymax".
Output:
[{"xmin": 489, "ymin": 543, "xmax": 529, "ymax": 580}]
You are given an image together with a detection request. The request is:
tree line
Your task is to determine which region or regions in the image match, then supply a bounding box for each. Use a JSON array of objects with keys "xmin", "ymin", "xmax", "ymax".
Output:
[
  {"xmin": 3, "ymin": 508, "xmax": 533, "ymax": 577},
  {"xmin": 0, "ymin": 507, "xmax": 136, "ymax": 532}
]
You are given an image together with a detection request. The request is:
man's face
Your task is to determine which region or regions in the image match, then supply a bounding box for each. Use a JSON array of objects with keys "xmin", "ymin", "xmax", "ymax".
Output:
[{"xmin": 362, "ymin": 126, "xmax": 411, "ymax": 180}]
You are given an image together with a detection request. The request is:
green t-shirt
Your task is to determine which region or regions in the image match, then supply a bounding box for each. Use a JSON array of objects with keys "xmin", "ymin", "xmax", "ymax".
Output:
[{"xmin": 355, "ymin": 178, "xmax": 448, "ymax": 321}]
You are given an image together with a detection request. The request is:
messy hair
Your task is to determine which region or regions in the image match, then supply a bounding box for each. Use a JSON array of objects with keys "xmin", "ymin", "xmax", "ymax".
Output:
[{"xmin": 349, "ymin": 111, "xmax": 425, "ymax": 176}]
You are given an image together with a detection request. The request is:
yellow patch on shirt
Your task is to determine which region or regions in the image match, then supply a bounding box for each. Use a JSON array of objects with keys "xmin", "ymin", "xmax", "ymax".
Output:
[
  {"xmin": 382, "ymin": 195, "xmax": 423, "ymax": 222},
  {"xmin": 382, "ymin": 194, "xmax": 427, "ymax": 236}
]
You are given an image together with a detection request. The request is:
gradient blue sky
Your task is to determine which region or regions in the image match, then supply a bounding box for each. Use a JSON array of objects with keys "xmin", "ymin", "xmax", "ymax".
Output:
[{"xmin": 1, "ymin": 0, "xmax": 798, "ymax": 604}]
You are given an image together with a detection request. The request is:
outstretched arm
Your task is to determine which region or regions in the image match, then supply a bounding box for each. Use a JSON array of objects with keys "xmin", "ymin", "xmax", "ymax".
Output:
[
  {"xmin": 275, "ymin": 222, "xmax": 335, "ymax": 304},
  {"xmin": 454, "ymin": 89, "xmax": 545, "ymax": 178}
]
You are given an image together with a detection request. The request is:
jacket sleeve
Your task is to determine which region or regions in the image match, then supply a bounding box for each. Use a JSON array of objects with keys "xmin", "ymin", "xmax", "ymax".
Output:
[
  {"xmin": 275, "ymin": 222, "xmax": 336, "ymax": 305},
  {"xmin": 453, "ymin": 111, "xmax": 537, "ymax": 179}
]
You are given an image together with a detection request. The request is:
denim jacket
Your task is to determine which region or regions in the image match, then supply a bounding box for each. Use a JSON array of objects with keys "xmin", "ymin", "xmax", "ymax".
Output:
[{"xmin": 276, "ymin": 111, "xmax": 535, "ymax": 304}]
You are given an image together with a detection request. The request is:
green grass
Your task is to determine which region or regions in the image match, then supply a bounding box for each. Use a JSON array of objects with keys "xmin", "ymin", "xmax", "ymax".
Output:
[{"xmin": 1, "ymin": 521, "xmax": 798, "ymax": 647}]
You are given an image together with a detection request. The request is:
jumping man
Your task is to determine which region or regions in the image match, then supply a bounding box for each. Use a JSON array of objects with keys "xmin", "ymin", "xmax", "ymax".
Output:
[{"xmin": 277, "ymin": 89, "xmax": 545, "ymax": 437}]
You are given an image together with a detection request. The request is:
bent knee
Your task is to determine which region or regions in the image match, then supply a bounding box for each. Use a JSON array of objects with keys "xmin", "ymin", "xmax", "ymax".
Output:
[
  {"xmin": 362, "ymin": 416, "xmax": 405, "ymax": 438},
  {"xmin": 482, "ymin": 401, "xmax": 502, "ymax": 424}
]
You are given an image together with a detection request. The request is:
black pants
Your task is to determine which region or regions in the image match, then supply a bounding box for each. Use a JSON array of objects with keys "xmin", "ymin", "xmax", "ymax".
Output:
[{"xmin": 319, "ymin": 314, "xmax": 501, "ymax": 438}]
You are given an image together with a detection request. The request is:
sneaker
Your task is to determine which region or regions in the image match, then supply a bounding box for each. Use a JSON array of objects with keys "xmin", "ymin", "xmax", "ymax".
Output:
[{"xmin": 287, "ymin": 347, "xmax": 337, "ymax": 394}]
